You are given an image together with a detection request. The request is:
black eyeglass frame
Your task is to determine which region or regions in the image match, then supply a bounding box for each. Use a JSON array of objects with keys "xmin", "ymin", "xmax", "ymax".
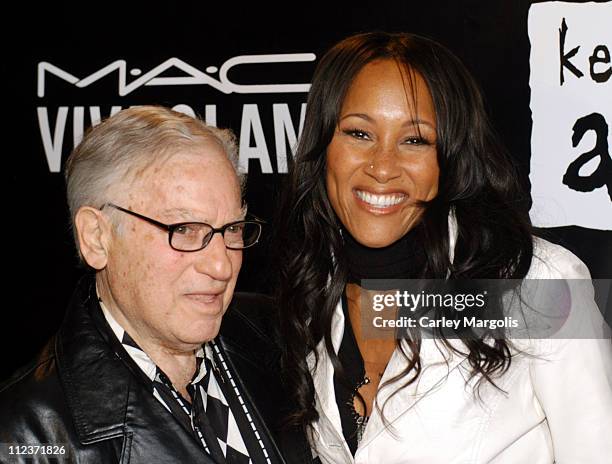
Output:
[{"xmin": 103, "ymin": 203, "xmax": 264, "ymax": 251}]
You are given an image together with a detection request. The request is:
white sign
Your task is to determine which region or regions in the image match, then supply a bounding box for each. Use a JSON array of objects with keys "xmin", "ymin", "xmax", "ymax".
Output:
[{"xmin": 528, "ymin": 1, "xmax": 612, "ymax": 230}]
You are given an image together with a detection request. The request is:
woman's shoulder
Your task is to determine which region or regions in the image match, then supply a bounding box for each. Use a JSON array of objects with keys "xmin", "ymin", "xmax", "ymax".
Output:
[
  {"xmin": 525, "ymin": 236, "xmax": 610, "ymax": 340},
  {"xmin": 528, "ymin": 237, "xmax": 592, "ymax": 280}
]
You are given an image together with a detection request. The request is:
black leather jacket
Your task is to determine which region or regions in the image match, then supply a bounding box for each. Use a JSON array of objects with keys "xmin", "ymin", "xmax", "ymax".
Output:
[{"xmin": 0, "ymin": 277, "xmax": 311, "ymax": 463}]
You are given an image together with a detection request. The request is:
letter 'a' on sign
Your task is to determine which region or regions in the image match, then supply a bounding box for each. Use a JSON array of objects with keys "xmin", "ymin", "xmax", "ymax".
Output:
[
  {"xmin": 562, "ymin": 113, "xmax": 612, "ymax": 201},
  {"xmin": 528, "ymin": 1, "xmax": 612, "ymax": 230}
]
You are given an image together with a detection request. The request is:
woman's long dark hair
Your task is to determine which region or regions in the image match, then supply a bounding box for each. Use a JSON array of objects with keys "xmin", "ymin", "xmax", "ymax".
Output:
[{"xmin": 273, "ymin": 32, "xmax": 534, "ymax": 429}]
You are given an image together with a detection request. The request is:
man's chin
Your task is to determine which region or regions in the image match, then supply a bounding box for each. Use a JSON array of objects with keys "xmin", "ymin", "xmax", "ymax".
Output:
[{"xmin": 177, "ymin": 318, "xmax": 223, "ymax": 346}]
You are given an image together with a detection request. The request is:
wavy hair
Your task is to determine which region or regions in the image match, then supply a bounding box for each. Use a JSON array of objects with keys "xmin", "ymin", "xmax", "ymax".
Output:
[{"xmin": 273, "ymin": 32, "xmax": 534, "ymax": 429}]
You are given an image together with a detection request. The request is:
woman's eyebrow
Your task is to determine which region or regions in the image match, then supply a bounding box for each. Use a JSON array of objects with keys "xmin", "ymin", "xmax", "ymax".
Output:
[
  {"xmin": 339, "ymin": 112, "xmax": 374, "ymax": 122},
  {"xmin": 404, "ymin": 119, "xmax": 436, "ymax": 130},
  {"xmin": 339, "ymin": 112, "xmax": 435, "ymax": 129}
]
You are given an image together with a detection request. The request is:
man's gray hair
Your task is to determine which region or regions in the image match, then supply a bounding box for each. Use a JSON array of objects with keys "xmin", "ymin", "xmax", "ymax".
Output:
[{"xmin": 65, "ymin": 105, "xmax": 243, "ymax": 249}]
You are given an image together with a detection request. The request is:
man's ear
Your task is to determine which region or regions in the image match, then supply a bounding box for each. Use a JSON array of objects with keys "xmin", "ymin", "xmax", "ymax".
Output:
[{"xmin": 75, "ymin": 207, "xmax": 112, "ymax": 270}]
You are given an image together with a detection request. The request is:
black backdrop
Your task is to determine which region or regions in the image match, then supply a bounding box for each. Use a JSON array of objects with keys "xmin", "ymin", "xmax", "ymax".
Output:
[{"xmin": 4, "ymin": 0, "xmax": 611, "ymax": 382}]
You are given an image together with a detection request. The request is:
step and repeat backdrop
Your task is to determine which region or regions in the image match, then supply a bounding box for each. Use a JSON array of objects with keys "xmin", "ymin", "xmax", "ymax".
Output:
[{"xmin": 4, "ymin": 0, "xmax": 611, "ymax": 379}]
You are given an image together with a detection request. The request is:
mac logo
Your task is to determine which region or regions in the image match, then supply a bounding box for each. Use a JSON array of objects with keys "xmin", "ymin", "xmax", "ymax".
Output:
[{"xmin": 37, "ymin": 53, "xmax": 316, "ymax": 97}]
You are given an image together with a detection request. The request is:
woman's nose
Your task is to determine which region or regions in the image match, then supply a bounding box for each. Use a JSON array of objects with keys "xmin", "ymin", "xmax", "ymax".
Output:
[{"xmin": 364, "ymin": 143, "xmax": 402, "ymax": 183}]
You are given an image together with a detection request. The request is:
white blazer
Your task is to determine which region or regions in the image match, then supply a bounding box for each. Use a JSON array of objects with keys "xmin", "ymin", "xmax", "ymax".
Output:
[{"xmin": 307, "ymin": 238, "xmax": 612, "ymax": 463}]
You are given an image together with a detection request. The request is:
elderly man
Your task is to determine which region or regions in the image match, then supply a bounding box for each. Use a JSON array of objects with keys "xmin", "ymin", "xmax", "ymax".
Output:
[{"xmin": 0, "ymin": 106, "xmax": 294, "ymax": 463}]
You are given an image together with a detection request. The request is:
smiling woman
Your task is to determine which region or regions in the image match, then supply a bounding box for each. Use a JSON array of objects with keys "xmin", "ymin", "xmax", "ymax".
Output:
[
  {"xmin": 326, "ymin": 59, "xmax": 439, "ymax": 248},
  {"xmin": 273, "ymin": 31, "xmax": 612, "ymax": 463}
]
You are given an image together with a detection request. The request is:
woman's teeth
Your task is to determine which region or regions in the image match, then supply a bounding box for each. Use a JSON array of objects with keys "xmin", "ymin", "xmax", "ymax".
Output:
[{"xmin": 355, "ymin": 190, "xmax": 405, "ymax": 207}]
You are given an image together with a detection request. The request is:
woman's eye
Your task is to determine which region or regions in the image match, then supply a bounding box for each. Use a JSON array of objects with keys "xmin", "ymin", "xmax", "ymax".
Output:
[
  {"xmin": 404, "ymin": 136, "xmax": 428, "ymax": 145},
  {"xmin": 343, "ymin": 128, "xmax": 371, "ymax": 140}
]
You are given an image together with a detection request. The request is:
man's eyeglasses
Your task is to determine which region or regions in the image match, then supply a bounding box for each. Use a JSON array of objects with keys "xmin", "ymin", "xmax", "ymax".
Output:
[{"xmin": 103, "ymin": 203, "xmax": 263, "ymax": 252}]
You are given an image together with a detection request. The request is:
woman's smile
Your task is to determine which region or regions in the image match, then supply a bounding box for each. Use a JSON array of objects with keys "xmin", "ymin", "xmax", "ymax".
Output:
[
  {"xmin": 326, "ymin": 59, "xmax": 439, "ymax": 248},
  {"xmin": 353, "ymin": 189, "xmax": 407, "ymax": 213}
]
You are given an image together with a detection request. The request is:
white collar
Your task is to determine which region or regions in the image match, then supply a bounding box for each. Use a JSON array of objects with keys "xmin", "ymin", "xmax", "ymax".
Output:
[{"xmin": 97, "ymin": 294, "xmax": 210, "ymax": 384}]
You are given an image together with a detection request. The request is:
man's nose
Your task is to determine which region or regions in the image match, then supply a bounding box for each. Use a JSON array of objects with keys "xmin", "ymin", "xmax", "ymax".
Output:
[{"xmin": 193, "ymin": 233, "xmax": 235, "ymax": 281}]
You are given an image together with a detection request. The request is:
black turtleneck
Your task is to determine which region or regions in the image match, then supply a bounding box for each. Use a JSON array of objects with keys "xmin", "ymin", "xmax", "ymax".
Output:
[
  {"xmin": 336, "ymin": 224, "xmax": 427, "ymax": 455},
  {"xmin": 344, "ymin": 224, "xmax": 426, "ymax": 283}
]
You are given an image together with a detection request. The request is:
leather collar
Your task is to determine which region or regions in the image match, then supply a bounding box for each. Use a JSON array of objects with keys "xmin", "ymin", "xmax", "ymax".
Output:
[
  {"xmin": 55, "ymin": 276, "xmax": 135, "ymax": 443},
  {"xmin": 54, "ymin": 275, "xmax": 290, "ymax": 463}
]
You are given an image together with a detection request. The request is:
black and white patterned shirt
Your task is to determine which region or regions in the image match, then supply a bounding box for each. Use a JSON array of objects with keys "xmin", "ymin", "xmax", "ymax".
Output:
[{"xmin": 99, "ymin": 300, "xmax": 272, "ymax": 464}]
